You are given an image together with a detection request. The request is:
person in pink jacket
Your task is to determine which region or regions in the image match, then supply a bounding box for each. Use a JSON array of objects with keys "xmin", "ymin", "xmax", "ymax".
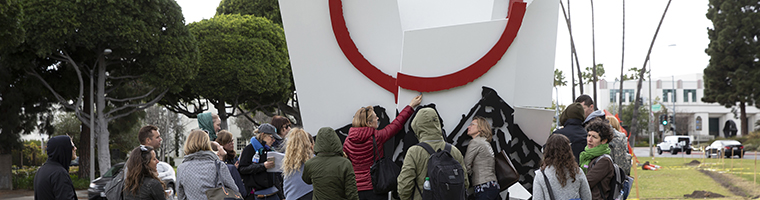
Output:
[{"xmin": 343, "ymin": 95, "xmax": 422, "ymax": 200}]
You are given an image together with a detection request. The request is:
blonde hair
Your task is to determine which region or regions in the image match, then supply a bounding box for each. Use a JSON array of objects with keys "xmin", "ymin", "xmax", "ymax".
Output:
[
  {"xmin": 473, "ymin": 116, "xmax": 493, "ymax": 142},
  {"xmin": 606, "ymin": 116, "xmax": 621, "ymax": 132},
  {"xmin": 184, "ymin": 130, "xmax": 213, "ymax": 155},
  {"xmin": 282, "ymin": 128, "xmax": 314, "ymax": 178},
  {"xmin": 352, "ymin": 106, "xmax": 375, "ymax": 127}
]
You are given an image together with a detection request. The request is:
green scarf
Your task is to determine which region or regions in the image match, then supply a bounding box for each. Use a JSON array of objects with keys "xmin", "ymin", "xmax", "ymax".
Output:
[{"xmin": 579, "ymin": 143, "xmax": 610, "ymax": 173}]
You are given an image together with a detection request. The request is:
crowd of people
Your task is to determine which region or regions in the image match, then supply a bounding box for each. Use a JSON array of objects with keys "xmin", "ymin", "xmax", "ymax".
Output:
[{"xmin": 33, "ymin": 94, "xmax": 632, "ymax": 200}]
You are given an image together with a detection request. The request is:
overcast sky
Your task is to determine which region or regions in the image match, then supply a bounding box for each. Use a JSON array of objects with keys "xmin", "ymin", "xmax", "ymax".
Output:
[{"xmin": 174, "ymin": 0, "xmax": 713, "ymax": 106}]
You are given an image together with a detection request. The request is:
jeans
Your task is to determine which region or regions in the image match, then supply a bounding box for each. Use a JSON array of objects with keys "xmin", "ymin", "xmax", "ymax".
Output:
[{"xmin": 474, "ymin": 186, "xmax": 500, "ymax": 200}]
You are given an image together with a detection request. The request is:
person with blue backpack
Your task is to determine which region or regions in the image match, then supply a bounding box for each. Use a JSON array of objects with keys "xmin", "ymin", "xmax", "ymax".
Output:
[
  {"xmin": 580, "ymin": 120, "xmax": 615, "ymax": 200},
  {"xmin": 397, "ymin": 107, "xmax": 469, "ymax": 200}
]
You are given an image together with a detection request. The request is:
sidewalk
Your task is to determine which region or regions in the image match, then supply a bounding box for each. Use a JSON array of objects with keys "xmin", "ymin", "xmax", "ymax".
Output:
[{"xmin": 1, "ymin": 189, "xmax": 88, "ymax": 200}]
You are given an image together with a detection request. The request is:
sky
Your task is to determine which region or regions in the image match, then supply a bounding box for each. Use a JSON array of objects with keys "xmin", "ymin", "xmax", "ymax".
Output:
[{"xmin": 174, "ymin": 0, "xmax": 713, "ymax": 106}]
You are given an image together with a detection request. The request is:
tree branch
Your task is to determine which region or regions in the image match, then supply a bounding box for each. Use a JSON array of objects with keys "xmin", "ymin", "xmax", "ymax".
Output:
[
  {"xmin": 104, "ymin": 88, "xmax": 156, "ymax": 102},
  {"xmin": 106, "ymin": 89, "xmax": 169, "ymax": 121},
  {"xmin": 108, "ymin": 75, "xmax": 141, "ymax": 80}
]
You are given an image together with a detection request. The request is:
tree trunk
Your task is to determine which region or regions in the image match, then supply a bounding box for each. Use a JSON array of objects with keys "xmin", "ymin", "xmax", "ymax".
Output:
[
  {"xmin": 630, "ymin": 0, "xmax": 671, "ymax": 147},
  {"xmin": 76, "ymin": 93, "xmax": 91, "ymax": 179},
  {"xmin": 216, "ymin": 101, "xmax": 229, "ymax": 130},
  {"xmin": 740, "ymin": 101, "xmax": 748, "ymax": 136},
  {"xmin": 96, "ymin": 56, "xmax": 111, "ymax": 176},
  {"xmin": 618, "ymin": 0, "xmax": 625, "ymax": 116},
  {"xmin": 590, "ymin": 0, "xmax": 598, "ymax": 104}
]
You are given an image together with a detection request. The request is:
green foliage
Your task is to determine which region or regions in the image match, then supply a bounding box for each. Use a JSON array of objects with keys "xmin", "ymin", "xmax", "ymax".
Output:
[
  {"xmin": 216, "ymin": 0, "xmax": 282, "ymax": 25},
  {"xmin": 703, "ymin": 0, "xmax": 760, "ymax": 136},
  {"xmin": 553, "ymin": 69, "xmax": 567, "ymax": 87},
  {"xmin": 12, "ymin": 166, "xmax": 89, "ymax": 190},
  {"xmin": 607, "ymin": 101, "xmax": 650, "ymax": 136},
  {"xmin": 0, "ymin": 0, "xmax": 24, "ymax": 52},
  {"xmin": 622, "ymin": 67, "xmax": 648, "ymax": 81},
  {"xmin": 581, "ymin": 63, "xmax": 605, "ymax": 84},
  {"xmin": 179, "ymin": 14, "xmax": 291, "ymax": 116}
]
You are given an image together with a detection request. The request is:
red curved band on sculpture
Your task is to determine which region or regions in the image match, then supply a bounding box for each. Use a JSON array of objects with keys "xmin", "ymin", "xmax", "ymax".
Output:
[{"xmin": 329, "ymin": 0, "xmax": 527, "ymax": 94}]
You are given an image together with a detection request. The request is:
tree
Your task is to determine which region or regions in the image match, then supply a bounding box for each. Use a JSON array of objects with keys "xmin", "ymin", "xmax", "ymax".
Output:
[
  {"xmin": 143, "ymin": 105, "xmax": 185, "ymax": 161},
  {"xmin": 163, "ymin": 14, "xmax": 291, "ymax": 130},
  {"xmin": 703, "ymin": 0, "xmax": 760, "ymax": 137},
  {"xmin": 630, "ymin": 0, "xmax": 671, "ymax": 147},
  {"xmin": 554, "ymin": 69, "xmax": 567, "ymax": 87},
  {"xmin": 216, "ymin": 0, "xmax": 282, "ymax": 25},
  {"xmin": 560, "ymin": 0, "xmax": 585, "ymax": 99},
  {"xmin": 607, "ymin": 101, "xmax": 650, "ymax": 137},
  {"xmin": 581, "ymin": 64, "xmax": 605, "ymax": 84},
  {"xmin": 3, "ymin": 0, "xmax": 199, "ymax": 175}
]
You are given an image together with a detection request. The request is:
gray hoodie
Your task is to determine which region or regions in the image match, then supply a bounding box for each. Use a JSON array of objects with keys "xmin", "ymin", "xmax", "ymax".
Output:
[{"xmin": 177, "ymin": 151, "xmax": 238, "ymax": 200}]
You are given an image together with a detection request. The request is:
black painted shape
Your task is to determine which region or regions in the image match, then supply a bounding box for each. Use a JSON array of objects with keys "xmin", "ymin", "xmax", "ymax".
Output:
[{"xmin": 448, "ymin": 86, "xmax": 542, "ymax": 194}]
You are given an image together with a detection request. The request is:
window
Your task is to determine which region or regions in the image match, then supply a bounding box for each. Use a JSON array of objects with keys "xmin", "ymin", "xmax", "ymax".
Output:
[
  {"xmin": 610, "ymin": 89, "xmax": 636, "ymax": 103},
  {"xmin": 663, "ymin": 89, "xmax": 676, "ymax": 102},
  {"xmin": 237, "ymin": 137, "xmax": 247, "ymax": 151},
  {"xmin": 695, "ymin": 116, "xmax": 702, "ymax": 131},
  {"xmin": 610, "ymin": 89, "xmax": 618, "ymax": 103},
  {"xmin": 684, "ymin": 89, "xmax": 697, "ymax": 102}
]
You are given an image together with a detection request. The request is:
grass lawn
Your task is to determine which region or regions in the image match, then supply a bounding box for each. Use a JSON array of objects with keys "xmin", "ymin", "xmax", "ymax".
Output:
[
  {"xmin": 628, "ymin": 156, "xmax": 755, "ymax": 199},
  {"xmin": 697, "ymin": 153, "xmax": 760, "ymax": 185}
]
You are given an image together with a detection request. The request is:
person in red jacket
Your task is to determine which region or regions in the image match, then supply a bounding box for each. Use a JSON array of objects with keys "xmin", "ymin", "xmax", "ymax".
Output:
[{"xmin": 343, "ymin": 95, "xmax": 422, "ymax": 200}]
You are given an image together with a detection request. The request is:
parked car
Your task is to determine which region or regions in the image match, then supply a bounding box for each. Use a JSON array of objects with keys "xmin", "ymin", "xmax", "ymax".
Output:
[
  {"xmin": 88, "ymin": 162, "xmax": 124, "ymax": 200},
  {"xmin": 88, "ymin": 161, "xmax": 176, "ymax": 200},
  {"xmin": 657, "ymin": 135, "xmax": 693, "ymax": 155},
  {"xmin": 705, "ymin": 140, "xmax": 745, "ymax": 158}
]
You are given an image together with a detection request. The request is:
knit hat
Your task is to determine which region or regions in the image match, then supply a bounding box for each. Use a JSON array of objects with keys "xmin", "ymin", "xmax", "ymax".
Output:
[
  {"xmin": 559, "ymin": 102, "xmax": 585, "ymax": 125},
  {"xmin": 258, "ymin": 123, "xmax": 277, "ymax": 135}
]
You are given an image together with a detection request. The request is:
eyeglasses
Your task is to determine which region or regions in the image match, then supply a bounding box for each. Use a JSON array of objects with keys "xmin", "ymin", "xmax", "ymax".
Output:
[
  {"xmin": 139, "ymin": 145, "xmax": 149, "ymax": 152},
  {"xmin": 283, "ymin": 124, "xmax": 291, "ymax": 129}
]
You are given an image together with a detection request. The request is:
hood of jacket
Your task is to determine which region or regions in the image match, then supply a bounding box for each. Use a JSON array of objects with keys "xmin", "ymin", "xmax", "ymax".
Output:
[
  {"xmin": 583, "ymin": 110, "xmax": 606, "ymax": 124},
  {"xmin": 411, "ymin": 107, "xmax": 443, "ymax": 141},
  {"xmin": 560, "ymin": 102, "xmax": 585, "ymax": 126},
  {"xmin": 314, "ymin": 127, "xmax": 342, "ymax": 156},
  {"xmin": 183, "ymin": 150, "xmax": 218, "ymax": 162},
  {"xmin": 198, "ymin": 112, "xmax": 216, "ymax": 136},
  {"xmin": 46, "ymin": 135, "xmax": 73, "ymax": 172}
]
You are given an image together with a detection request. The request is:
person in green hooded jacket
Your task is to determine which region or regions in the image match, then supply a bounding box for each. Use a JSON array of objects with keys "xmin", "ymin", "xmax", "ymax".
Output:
[
  {"xmin": 197, "ymin": 112, "xmax": 221, "ymax": 141},
  {"xmin": 302, "ymin": 127, "xmax": 359, "ymax": 200},
  {"xmin": 397, "ymin": 107, "xmax": 469, "ymax": 200}
]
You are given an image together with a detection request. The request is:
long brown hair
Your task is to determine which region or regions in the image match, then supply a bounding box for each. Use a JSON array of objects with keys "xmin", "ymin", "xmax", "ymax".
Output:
[
  {"xmin": 124, "ymin": 145, "xmax": 165, "ymax": 195},
  {"xmin": 282, "ymin": 128, "xmax": 314, "ymax": 178},
  {"xmin": 215, "ymin": 130, "xmax": 236, "ymax": 161},
  {"xmin": 541, "ymin": 134, "xmax": 579, "ymax": 187}
]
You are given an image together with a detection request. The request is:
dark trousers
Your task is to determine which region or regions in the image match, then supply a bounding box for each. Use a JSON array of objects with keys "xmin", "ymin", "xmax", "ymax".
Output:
[
  {"xmin": 358, "ymin": 190, "xmax": 387, "ymax": 200},
  {"xmin": 473, "ymin": 186, "xmax": 500, "ymax": 200},
  {"xmin": 297, "ymin": 191, "xmax": 313, "ymax": 200}
]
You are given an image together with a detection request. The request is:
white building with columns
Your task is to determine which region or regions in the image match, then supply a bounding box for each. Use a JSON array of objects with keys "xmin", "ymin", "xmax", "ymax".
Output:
[{"xmin": 587, "ymin": 73, "xmax": 759, "ymax": 141}]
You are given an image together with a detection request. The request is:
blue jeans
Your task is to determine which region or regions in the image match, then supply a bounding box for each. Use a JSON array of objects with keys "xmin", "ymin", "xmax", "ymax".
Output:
[{"xmin": 623, "ymin": 176, "xmax": 633, "ymax": 199}]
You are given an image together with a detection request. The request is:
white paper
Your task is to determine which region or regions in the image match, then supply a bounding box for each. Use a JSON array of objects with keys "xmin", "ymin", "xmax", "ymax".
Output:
[{"xmin": 266, "ymin": 151, "xmax": 285, "ymax": 173}]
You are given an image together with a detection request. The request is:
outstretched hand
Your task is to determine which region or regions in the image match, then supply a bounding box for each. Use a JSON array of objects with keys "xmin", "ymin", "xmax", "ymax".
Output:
[{"xmin": 409, "ymin": 94, "xmax": 423, "ymax": 108}]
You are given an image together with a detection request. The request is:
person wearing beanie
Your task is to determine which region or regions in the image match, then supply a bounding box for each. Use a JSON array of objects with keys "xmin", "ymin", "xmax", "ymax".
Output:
[
  {"xmin": 34, "ymin": 135, "xmax": 78, "ymax": 200},
  {"xmin": 198, "ymin": 112, "xmax": 221, "ymax": 141},
  {"xmin": 552, "ymin": 102, "xmax": 588, "ymax": 163},
  {"xmin": 303, "ymin": 127, "xmax": 359, "ymax": 200}
]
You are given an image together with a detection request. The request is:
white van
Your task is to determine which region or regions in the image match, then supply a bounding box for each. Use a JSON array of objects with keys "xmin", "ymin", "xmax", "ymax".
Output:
[{"xmin": 656, "ymin": 135, "xmax": 693, "ymax": 155}]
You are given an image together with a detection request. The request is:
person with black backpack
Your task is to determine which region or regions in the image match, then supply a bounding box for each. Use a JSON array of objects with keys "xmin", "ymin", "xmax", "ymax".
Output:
[
  {"xmin": 580, "ymin": 120, "xmax": 616, "ymax": 200},
  {"xmin": 397, "ymin": 107, "xmax": 469, "ymax": 200}
]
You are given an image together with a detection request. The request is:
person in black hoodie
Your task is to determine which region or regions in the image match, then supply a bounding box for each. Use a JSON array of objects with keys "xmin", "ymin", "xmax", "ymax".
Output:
[
  {"xmin": 552, "ymin": 102, "xmax": 588, "ymax": 164},
  {"xmin": 34, "ymin": 135, "xmax": 78, "ymax": 200}
]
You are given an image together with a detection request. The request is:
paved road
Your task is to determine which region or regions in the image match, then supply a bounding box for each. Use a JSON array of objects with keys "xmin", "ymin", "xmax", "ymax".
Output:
[{"xmin": 632, "ymin": 146, "xmax": 759, "ymax": 160}]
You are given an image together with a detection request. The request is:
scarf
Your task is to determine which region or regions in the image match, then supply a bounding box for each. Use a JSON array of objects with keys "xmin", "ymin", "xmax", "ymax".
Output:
[{"xmin": 579, "ymin": 143, "xmax": 610, "ymax": 173}]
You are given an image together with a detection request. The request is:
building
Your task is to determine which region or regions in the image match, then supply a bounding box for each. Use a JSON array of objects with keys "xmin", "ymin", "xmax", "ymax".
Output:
[{"xmin": 588, "ymin": 73, "xmax": 759, "ymax": 141}]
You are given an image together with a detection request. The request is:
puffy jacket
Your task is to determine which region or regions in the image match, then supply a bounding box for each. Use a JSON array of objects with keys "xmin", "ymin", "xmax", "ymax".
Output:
[
  {"xmin": 303, "ymin": 127, "xmax": 359, "ymax": 200},
  {"xmin": 343, "ymin": 105, "xmax": 414, "ymax": 191},
  {"xmin": 397, "ymin": 108, "xmax": 469, "ymax": 200}
]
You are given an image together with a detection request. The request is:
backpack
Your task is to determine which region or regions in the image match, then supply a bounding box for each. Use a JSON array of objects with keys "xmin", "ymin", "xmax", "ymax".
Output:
[
  {"xmin": 590, "ymin": 154, "xmax": 630, "ymax": 200},
  {"xmin": 104, "ymin": 170, "xmax": 125, "ymax": 200},
  {"xmin": 414, "ymin": 142, "xmax": 466, "ymax": 200}
]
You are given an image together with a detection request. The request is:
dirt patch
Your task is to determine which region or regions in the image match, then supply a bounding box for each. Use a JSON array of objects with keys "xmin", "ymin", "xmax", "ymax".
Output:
[
  {"xmin": 685, "ymin": 160, "xmax": 701, "ymax": 166},
  {"xmin": 698, "ymin": 169, "xmax": 760, "ymax": 198},
  {"xmin": 683, "ymin": 190, "xmax": 725, "ymax": 198}
]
